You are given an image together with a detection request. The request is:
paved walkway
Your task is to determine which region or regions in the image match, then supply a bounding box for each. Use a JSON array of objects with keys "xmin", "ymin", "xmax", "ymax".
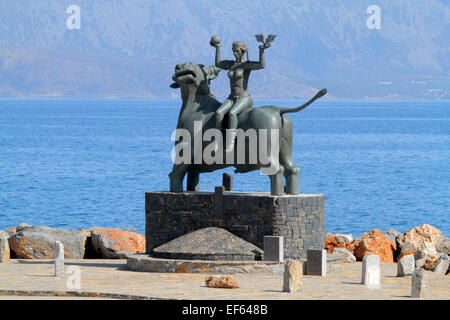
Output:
[{"xmin": 0, "ymin": 259, "xmax": 448, "ymax": 300}]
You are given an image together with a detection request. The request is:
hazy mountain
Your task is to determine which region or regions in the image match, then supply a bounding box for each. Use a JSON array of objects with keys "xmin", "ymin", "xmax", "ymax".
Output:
[{"xmin": 0, "ymin": 0, "xmax": 448, "ymax": 99}]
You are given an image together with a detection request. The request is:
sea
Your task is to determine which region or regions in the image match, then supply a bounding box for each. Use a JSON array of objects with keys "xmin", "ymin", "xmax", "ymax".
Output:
[{"xmin": 0, "ymin": 99, "xmax": 449, "ymax": 237}]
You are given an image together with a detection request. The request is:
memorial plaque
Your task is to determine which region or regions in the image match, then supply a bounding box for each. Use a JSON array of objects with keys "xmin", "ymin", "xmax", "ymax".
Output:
[
  {"xmin": 306, "ymin": 249, "xmax": 327, "ymax": 276},
  {"xmin": 264, "ymin": 236, "xmax": 284, "ymax": 262}
]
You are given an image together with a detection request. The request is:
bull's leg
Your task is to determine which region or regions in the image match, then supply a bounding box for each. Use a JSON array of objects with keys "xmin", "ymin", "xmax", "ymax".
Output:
[
  {"xmin": 284, "ymin": 164, "xmax": 300, "ymax": 195},
  {"xmin": 269, "ymin": 166, "xmax": 284, "ymax": 196},
  {"xmin": 169, "ymin": 164, "xmax": 189, "ymax": 192},
  {"xmin": 187, "ymin": 171, "xmax": 200, "ymax": 191}
]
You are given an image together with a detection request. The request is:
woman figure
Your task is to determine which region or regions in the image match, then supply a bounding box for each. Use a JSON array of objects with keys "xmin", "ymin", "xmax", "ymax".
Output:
[{"xmin": 210, "ymin": 35, "xmax": 271, "ymax": 153}]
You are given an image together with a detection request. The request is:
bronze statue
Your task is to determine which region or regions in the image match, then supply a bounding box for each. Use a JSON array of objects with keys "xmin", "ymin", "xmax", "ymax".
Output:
[
  {"xmin": 210, "ymin": 34, "xmax": 274, "ymax": 153},
  {"xmin": 168, "ymin": 34, "xmax": 327, "ymax": 195}
]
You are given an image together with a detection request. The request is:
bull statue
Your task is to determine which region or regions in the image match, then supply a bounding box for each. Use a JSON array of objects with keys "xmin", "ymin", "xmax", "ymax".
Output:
[
  {"xmin": 169, "ymin": 34, "xmax": 327, "ymax": 195},
  {"xmin": 169, "ymin": 62, "xmax": 326, "ymax": 195}
]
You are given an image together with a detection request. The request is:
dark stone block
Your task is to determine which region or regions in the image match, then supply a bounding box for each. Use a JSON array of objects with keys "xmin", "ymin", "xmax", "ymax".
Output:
[{"xmin": 145, "ymin": 191, "xmax": 325, "ymax": 260}]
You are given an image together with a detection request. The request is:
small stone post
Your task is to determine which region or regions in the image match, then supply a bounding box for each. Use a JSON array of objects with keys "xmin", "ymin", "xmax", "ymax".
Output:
[
  {"xmin": 222, "ymin": 173, "xmax": 233, "ymax": 191},
  {"xmin": 54, "ymin": 241, "xmax": 64, "ymax": 277},
  {"xmin": 397, "ymin": 255, "xmax": 415, "ymax": 277},
  {"xmin": 411, "ymin": 268, "xmax": 428, "ymax": 298},
  {"xmin": 361, "ymin": 254, "xmax": 380, "ymax": 289},
  {"xmin": 283, "ymin": 260, "xmax": 303, "ymax": 293},
  {"xmin": 264, "ymin": 236, "xmax": 284, "ymax": 262}
]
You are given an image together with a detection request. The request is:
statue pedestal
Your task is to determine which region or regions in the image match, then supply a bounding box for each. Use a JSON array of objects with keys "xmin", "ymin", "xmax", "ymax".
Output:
[{"xmin": 146, "ymin": 189, "xmax": 325, "ymax": 260}]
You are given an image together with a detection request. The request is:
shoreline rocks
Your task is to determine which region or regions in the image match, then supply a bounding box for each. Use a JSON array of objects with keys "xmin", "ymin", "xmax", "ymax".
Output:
[
  {"xmin": 352, "ymin": 229, "xmax": 396, "ymax": 262},
  {"xmin": 9, "ymin": 226, "xmax": 86, "ymax": 259}
]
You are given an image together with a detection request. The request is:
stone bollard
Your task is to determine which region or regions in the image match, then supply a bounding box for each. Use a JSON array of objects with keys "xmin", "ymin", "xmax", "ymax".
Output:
[
  {"xmin": 361, "ymin": 254, "xmax": 381, "ymax": 289},
  {"xmin": 54, "ymin": 241, "xmax": 64, "ymax": 277},
  {"xmin": 411, "ymin": 268, "xmax": 428, "ymax": 298},
  {"xmin": 397, "ymin": 254, "xmax": 415, "ymax": 277},
  {"xmin": 283, "ymin": 260, "xmax": 303, "ymax": 293}
]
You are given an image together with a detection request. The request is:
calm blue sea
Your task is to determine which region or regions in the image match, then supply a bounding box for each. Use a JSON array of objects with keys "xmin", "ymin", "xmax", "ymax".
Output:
[{"xmin": 0, "ymin": 99, "xmax": 448, "ymax": 237}]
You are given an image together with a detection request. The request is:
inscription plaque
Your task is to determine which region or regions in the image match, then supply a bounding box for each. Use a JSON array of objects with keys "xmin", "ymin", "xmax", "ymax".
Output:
[
  {"xmin": 264, "ymin": 236, "xmax": 284, "ymax": 262},
  {"xmin": 306, "ymin": 249, "xmax": 327, "ymax": 276}
]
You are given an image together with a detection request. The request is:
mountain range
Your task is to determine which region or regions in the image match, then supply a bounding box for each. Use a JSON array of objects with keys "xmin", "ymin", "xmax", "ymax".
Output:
[{"xmin": 0, "ymin": 0, "xmax": 449, "ymax": 99}]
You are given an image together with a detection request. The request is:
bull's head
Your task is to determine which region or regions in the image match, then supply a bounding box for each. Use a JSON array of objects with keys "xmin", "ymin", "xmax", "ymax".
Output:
[{"xmin": 170, "ymin": 61, "xmax": 220, "ymax": 96}]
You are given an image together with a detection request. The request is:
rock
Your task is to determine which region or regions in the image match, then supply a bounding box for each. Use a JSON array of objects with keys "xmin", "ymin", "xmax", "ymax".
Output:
[
  {"xmin": 415, "ymin": 258, "xmax": 425, "ymax": 269},
  {"xmin": 205, "ymin": 276, "xmax": 239, "ymax": 289},
  {"xmin": 414, "ymin": 246, "xmax": 441, "ymax": 271},
  {"xmin": 283, "ymin": 260, "xmax": 303, "ymax": 293},
  {"xmin": 397, "ymin": 255, "xmax": 415, "ymax": 277},
  {"xmin": 352, "ymin": 229, "xmax": 396, "ymax": 262},
  {"xmin": 335, "ymin": 234, "xmax": 353, "ymax": 244},
  {"xmin": 411, "ymin": 268, "xmax": 429, "ymax": 298},
  {"xmin": 397, "ymin": 243, "xmax": 417, "ymax": 261},
  {"xmin": 4, "ymin": 227, "xmax": 17, "ymax": 237},
  {"xmin": 361, "ymin": 254, "xmax": 381, "ymax": 289},
  {"xmin": 0, "ymin": 231, "xmax": 10, "ymax": 263},
  {"xmin": 397, "ymin": 224, "xmax": 444, "ymax": 253},
  {"xmin": 324, "ymin": 233, "xmax": 353, "ymax": 254},
  {"xmin": 432, "ymin": 255, "xmax": 449, "ymax": 275},
  {"xmin": 16, "ymin": 223, "xmax": 31, "ymax": 232},
  {"xmin": 436, "ymin": 236, "xmax": 450, "ymax": 255},
  {"xmin": 383, "ymin": 229, "xmax": 401, "ymax": 244},
  {"xmin": 9, "ymin": 226, "xmax": 86, "ymax": 259},
  {"xmin": 90, "ymin": 228, "xmax": 145, "ymax": 259},
  {"xmin": 332, "ymin": 248, "xmax": 356, "ymax": 263}
]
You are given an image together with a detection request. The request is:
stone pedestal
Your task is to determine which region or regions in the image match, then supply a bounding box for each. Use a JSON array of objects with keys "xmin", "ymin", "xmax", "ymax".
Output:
[{"xmin": 146, "ymin": 189, "xmax": 325, "ymax": 260}]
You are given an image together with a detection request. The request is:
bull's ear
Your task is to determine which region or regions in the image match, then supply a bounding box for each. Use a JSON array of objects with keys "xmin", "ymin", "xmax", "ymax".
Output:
[
  {"xmin": 170, "ymin": 82, "xmax": 180, "ymax": 89},
  {"xmin": 204, "ymin": 65, "xmax": 221, "ymax": 81}
]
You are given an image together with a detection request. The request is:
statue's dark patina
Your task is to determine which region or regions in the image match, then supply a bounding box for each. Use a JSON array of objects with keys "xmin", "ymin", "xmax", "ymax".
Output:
[{"xmin": 168, "ymin": 34, "xmax": 327, "ymax": 195}]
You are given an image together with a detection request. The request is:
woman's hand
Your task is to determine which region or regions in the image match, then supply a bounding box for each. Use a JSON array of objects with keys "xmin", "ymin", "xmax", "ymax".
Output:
[{"xmin": 210, "ymin": 35, "xmax": 221, "ymax": 47}]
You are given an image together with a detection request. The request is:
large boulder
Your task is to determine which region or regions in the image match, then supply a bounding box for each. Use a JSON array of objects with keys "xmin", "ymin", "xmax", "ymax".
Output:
[
  {"xmin": 0, "ymin": 231, "xmax": 10, "ymax": 263},
  {"xmin": 397, "ymin": 243, "xmax": 417, "ymax": 261},
  {"xmin": 90, "ymin": 228, "xmax": 145, "ymax": 259},
  {"xmin": 383, "ymin": 229, "xmax": 401, "ymax": 245},
  {"xmin": 9, "ymin": 226, "xmax": 86, "ymax": 259},
  {"xmin": 324, "ymin": 233, "xmax": 353, "ymax": 254},
  {"xmin": 352, "ymin": 229, "xmax": 396, "ymax": 262},
  {"xmin": 432, "ymin": 255, "xmax": 449, "ymax": 275},
  {"xmin": 436, "ymin": 236, "xmax": 450, "ymax": 255},
  {"xmin": 333, "ymin": 248, "xmax": 356, "ymax": 263},
  {"xmin": 397, "ymin": 224, "xmax": 444, "ymax": 255}
]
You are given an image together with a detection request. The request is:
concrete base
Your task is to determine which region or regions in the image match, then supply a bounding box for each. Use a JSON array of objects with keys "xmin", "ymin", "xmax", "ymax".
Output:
[{"xmin": 146, "ymin": 189, "xmax": 326, "ymax": 260}]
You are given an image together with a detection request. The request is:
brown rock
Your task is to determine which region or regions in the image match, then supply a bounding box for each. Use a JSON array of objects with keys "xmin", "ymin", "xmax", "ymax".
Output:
[
  {"xmin": 397, "ymin": 224, "xmax": 444, "ymax": 252},
  {"xmin": 352, "ymin": 229, "xmax": 396, "ymax": 262},
  {"xmin": 0, "ymin": 231, "xmax": 10, "ymax": 263},
  {"xmin": 90, "ymin": 228, "xmax": 145, "ymax": 259},
  {"xmin": 397, "ymin": 243, "xmax": 417, "ymax": 261},
  {"xmin": 205, "ymin": 276, "xmax": 239, "ymax": 289},
  {"xmin": 325, "ymin": 233, "xmax": 353, "ymax": 254},
  {"xmin": 9, "ymin": 226, "xmax": 86, "ymax": 259},
  {"xmin": 283, "ymin": 260, "xmax": 303, "ymax": 293}
]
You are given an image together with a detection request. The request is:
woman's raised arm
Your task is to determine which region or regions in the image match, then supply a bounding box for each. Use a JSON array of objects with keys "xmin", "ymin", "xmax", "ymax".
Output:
[{"xmin": 246, "ymin": 46, "xmax": 266, "ymax": 70}]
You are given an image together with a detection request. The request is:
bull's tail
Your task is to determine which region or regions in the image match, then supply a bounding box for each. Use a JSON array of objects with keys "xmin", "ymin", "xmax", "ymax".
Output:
[{"xmin": 279, "ymin": 88, "xmax": 327, "ymax": 115}]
